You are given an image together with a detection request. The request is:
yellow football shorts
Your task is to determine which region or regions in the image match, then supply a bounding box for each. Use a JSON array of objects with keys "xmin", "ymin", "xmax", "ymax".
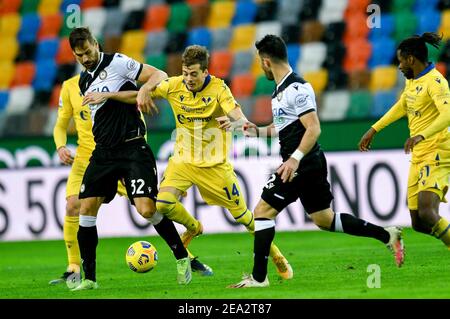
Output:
[
  {"xmin": 160, "ymin": 158, "xmax": 248, "ymax": 215},
  {"xmin": 66, "ymin": 156, "xmax": 127, "ymax": 198},
  {"xmin": 407, "ymin": 155, "xmax": 450, "ymax": 210}
]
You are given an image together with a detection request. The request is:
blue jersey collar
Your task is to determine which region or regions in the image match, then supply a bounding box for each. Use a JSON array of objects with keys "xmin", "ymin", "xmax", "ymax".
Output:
[
  {"xmin": 184, "ymin": 74, "xmax": 211, "ymax": 96},
  {"xmin": 415, "ymin": 62, "xmax": 435, "ymax": 79}
]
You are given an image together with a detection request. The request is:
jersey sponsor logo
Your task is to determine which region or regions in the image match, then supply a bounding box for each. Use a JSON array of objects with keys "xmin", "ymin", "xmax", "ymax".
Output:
[
  {"xmin": 99, "ymin": 70, "xmax": 107, "ymax": 80},
  {"xmin": 295, "ymin": 94, "xmax": 307, "ymax": 106},
  {"xmin": 177, "ymin": 114, "xmax": 212, "ymax": 124},
  {"xmin": 127, "ymin": 59, "xmax": 137, "ymax": 71},
  {"xmin": 202, "ymin": 96, "xmax": 212, "ymax": 105}
]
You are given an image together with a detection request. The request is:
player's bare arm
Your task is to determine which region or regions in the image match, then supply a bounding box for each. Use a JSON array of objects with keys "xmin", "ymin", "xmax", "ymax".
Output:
[
  {"xmin": 82, "ymin": 91, "xmax": 138, "ymax": 106},
  {"xmin": 277, "ymin": 111, "xmax": 320, "ymax": 183},
  {"xmin": 242, "ymin": 122, "xmax": 277, "ymax": 137},
  {"xmin": 358, "ymin": 127, "xmax": 377, "ymax": 152},
  {"xmin": 57, "ymin": 146, "xmax": 74, "ymax": 165},
  {"xmin": 136, "ymin": 64, "xmax": 168, "ymax": 115},
  {"xmin": 216, "ymin": 106, "xmax": 247, "ymax": 131}
]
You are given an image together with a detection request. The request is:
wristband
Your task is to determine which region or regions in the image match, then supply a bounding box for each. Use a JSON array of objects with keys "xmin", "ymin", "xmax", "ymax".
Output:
[{"xmin": 290, "ymin": 149, "xmax": 304, "ymax": 162}]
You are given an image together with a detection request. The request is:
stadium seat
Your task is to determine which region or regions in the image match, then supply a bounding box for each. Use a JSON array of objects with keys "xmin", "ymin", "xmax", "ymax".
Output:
[
  {"xmin": 55, "ymin": 63, "xmax": 76, "ymax": 83},
  {"xmin": 427, "ymin": 42, "xmax": 444, "ymax": 63},
  {"xmin": 414, "ymin": 0, "xmax": 439, "ymax": 11},
  {"xmin": 150, "ymin": 99, "xmax": 176, "ymax": 130},
  {"xmin": 165, "ymin": 53, "xmax": 182, "ymax": 77},
  {"xmin": 17, "ymin": 13, "xmax": 40, "ymax": 44},
  {"xmin": 6, "ymin": 85, "xmax": 35, "ymax": 115},
  {"xmin": 299, "ymin": 0, "xmax": 321, "ymax": 20},
  {"xmin": 38, "ymin": 13, "xmax": 62, "ymax": 40},
  {"xmin": 436, "ymin": 61, "xmax": 447, "ymax": 77},
  {"xmin": 251, "ymin": 96, "xmax": 273, "ymax": 125},
  {"xmin": 120, "ymin": 30, "xmax": 146, "ymax": 57},
  {"xmin": 256, "ymin": 21, "xmax": 282, "ymax": 42},
  {"xmin": 119, "ymin": 0, "xmax": 146, "ymax": 12},
  {"xmin": 250, "ymin": 54, "xmax": 264, "ymax": 77},
  {"xmin": 56, "ymin": 37, "xmax": 75, "ymax": 64},
  {"xmin": 0, "ymin": 0, "xmax": 21, "ymax": 15},
  {"xmin": 167, "ymin": 2, "xmax": 192, "ymax": 33},
  {"xmin": 186, "ymin": 0, "xmax": 208, "ymax": 4},
  {"xmin": 103, "ymin": 0, "xmax": 119, "ymax": 7},
  {"xmin": 83, "ymin": 7, "xmax": 107, "ymax": 37},
  {"xmin": 345, "ymin": 0, "xmax": 370, "ymax": 16},
  {"xmin": 287, "ymin": 44, "xmax": 301, "ymax": 71},
  {"xmin": 371, "ymin": 90, "xmax": 398, "ymax": 118},
  {"xmin": 303, "ymin": 69, "xmax": 328, "ymax": 95},
  {"xmin": 326, "ymin": 66, "xmax": 349, "ymax": 90},
  {"xmin": 254, "ymin": 75, "xmax": 275, "ymax": 96},
  {"xmin": 277, "ymin": 0, "xmax": 304, "ymax": 25},
  {"xmin": 0, "ymin": 13, "xmax": 21, "ymax": 38},
  {"xmin": 370, "ymin": 66, "xmax": 398, "ymax": 91},
  {"xmin": 343, "ymin": 38, "xmax": 372, "ymax": 72},
  {"xmin": 300, "ymin": 20, "xmax": 324, "ymax": 43},
  {"xmin": 231, "ymin": 73, "xmax": 256, "ymax": 98},
  {"xmin": 33, "ymin": 90, "xmax": 53, "ymax": 109},
  {"xmin": 210, "ymin": 28, "xmax": 232, "ymax": 51},
  {"xmin": 323, "ymin": 41, "xmax": 345, "ymax": 69},
  {"xmin": 297, "ymin": 42, "xmax": 327, "ymax": 73},
  {"xmin": 11, "ymin": 62, "xmax": 36, "ymax": 87},
  {"xmin": 209, "ymin": 50, "xmax": 233, "ymax": 79},
  {"xmin": 165, "ymin": 31, "xmax": 187, "ymax": 54},
  {"xmin": 232, "ymin": 0, "xmax": 257, "ymax": 26},
  {"xmin": 188, "ymin": 2, "xmax": 210, "ymax": 28},
  {"xmin": 0, "ymin": 91, "xmax": 9, "ymax": 112},
  {"xmin": 146, "ymin": 53, "xmax": 167, "ymax": 71},
  {"xmin": 207, "ymin": 0, "xmax": 235, "ymax": 29},
  {"xmin": 368, "ymin": 36, "xmax": 396, "ymax": 68},
  {"xmin": 322, "ymin": 21, "xmax": 346, "ymax": 43},
  {"xmin": 348, "ymin": 70, "xmax": 371, "ymax": 90},
  {"xmin": 81, "ymin": 0, "xmax": 104, "ymax": 9},
  {"xmin": 343, "ymin": 12, "xmax": 369, "ymax": 44},
  {"xmin": 281, "ymin": 24, "xmax": 301, "ymax": 44},
  {"xmin": 319, "ymin": 0, "xmax": 348, "ymax": 24},
  {"xmin": 229, "ymin": 24, "xmax": 256, "ymax": 52},
  {"xmin": 33, "ymin": 59, "xmax": 57, "ymax": 91},
  {"xmin": 235, "ymin": 96, "xmax": 254, "ymax": 118},
  {"xmin": 392, "ymin": 0, "xmax": 416, "ymax": 12},
  {"xmin": 38, "ymin": 0, "xmax": 62, "ymax": 15},
  {"xmin": 416, "ymin": 9, "xmax": 441, "ymax": 35},
  {"xmin": 368, "ymin": 14, "xmax": 394, "ymax": 40},
  {"xmin": 123, "ymin": 10, "xmax": 145, "ymax": 31},
  {"xmin": 438, "ymin": 10, "xmax": 450, "ymax": 40},
  {"xmin": 320, "ymin": 90, "xmax": 350, "ymax": 121},
  {"xmin": 346, "ymin": 90, "xmax": 373, "ymax": 119},
  {"xmin": 20, "ymin": 0, "xmax": 39, "ymax": 14},
  {"xmin": 255, "ymin": 0, "xmax": 277, "ymax": 22},
  {"xmin": 393, "ymin": 11, "xmax": 417, "ymax": 43},
  {"xmin": 231, "ymin": 50, "xmax": 254, "ymax": 76},
  {"xmin": 143, "ymin": 4, "xmax": 170, "ymax": 31},
  {"xmin": 60, "ymin": 0, "xmax": 81, "ymax": 11},
  {"xmin": 36, "ymin": 38, "xmax": 60, "ymax": 61},
  {"xmin": 0, "ymin": 37, "xmax": 19, "ymax": 62},
  {"xmin": 103, "ymin": 8, "xmax": 126, "ymax": 36},
  {"xmin": 187, "ymin": 27, "xmax": 212, "ymax": 49},
  {"xmin": 145, "ymin": 30, "xmax": 169, "ymax": 56},
  {"xmin": 104, "ymin": 34, "xmax": 121, "ymax": 53},
  {"xmin": 0, "ymin": 62, "xmax": 15, "ymax": 89},
  {"xmin": 49, "ymin": 84, "xmax": 62, "ymax": 109}
]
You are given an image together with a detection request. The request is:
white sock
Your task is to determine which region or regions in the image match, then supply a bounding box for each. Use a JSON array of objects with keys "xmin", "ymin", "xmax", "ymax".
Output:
[{"xmin": 79, "ymin": 215, "xmax": 97, "ymax": 227}]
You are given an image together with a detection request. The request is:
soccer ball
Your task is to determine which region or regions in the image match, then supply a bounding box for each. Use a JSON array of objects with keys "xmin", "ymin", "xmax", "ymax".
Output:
[{"xmin": 125, "ymin": 241, "xmax": 158, "ymax": 273}]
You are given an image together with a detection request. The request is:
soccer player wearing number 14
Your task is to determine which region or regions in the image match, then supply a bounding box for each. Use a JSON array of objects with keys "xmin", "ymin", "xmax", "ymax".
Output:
[{"xmin": 230, "ymin": 35, "xmax": 404, "ymax": 288}]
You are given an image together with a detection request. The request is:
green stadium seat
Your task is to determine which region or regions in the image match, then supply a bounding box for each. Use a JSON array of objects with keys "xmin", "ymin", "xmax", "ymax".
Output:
[
  {"xmin": 392, "ymin": 0, "xmax": 416, "ymax": 12},
  {"xmin": 254, "ymin": 75, "xmax": 275, "ymax": 96},
  {"xmin": 167, "ymin": 2, "xmax": 192, "ymax": 33},
  {"xmin": 393, "ymin": 11, "xmax": 417, "ymax": 43},
  {"xmin": 20, "ymin": 0, "xmax": 39, "ymax": 14},
  {"xmin": 146, "ymin": 53, "xmax": 167, "ymax": 72},
  {"xmin": 346, "ymin": 90, "xmax": 373, "ymax": 119}
]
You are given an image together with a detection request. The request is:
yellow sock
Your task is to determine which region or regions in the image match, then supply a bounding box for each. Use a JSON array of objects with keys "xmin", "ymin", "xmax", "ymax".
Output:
[
  {"xmin": 156, "ymin": 192, "xmax": 199, "ymax": 231},
  {"xmin": 186, "ymin": 248, "xmax": 195, "ymax": 259},
  {"xmin": 431, "ymin": 217, "xmax": 450, "ymax": 247},
  {"xmin": 64, "ymin": 215, "xmax": 81, "ymax": 270}
]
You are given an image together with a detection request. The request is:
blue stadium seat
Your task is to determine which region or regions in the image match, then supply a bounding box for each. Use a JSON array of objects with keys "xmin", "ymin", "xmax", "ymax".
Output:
[
  {"xmin": 18, "ymin": 13, "xmax": 40, "ymax": 44},
  {"xmin": 60, "ymin": 0, "xmax": 81, "ymax": 12},
  {"xmin": 414, "ymin": 0, "xmax": 439, "ymax": 11},
  {"xmin": 416, "ymin": 9, "xmax": 441, "ymax": 34},
  {"xmin": 368, "ymin": 36, "xmax": 396, "ymax": 69},
  {"xmin": 36, "ymin": 38, "xmax": 59, "ymax": 61},
  {"xmin": 287, "ymin": 44, "xmax": 301, "ymax": 71},
  {"xmin": 187, "ymin": 27, "xmax": 212, "ymax": 49},
  {"xmin": 369, "ymin": 14, "xmax": 394, "ymax": 40},
  {"xmin": 371, "ymin": 90, "xmax": 398, "ymax": 118},
  {"xmin": 232, "ymin": 1, "xmax": 257, "ymax": 25},
  {"xmin": 0, "ymin": 91, "xmax": 9, "ymax": 112},
  {"xmin": 33, "ymin": 59, "xmax": 57, "ymax": 91}
]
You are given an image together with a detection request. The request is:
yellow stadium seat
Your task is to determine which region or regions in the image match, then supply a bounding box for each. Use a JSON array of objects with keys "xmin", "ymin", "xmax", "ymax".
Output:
[
  {"xmin": 38, "ymin": 0, "xmax": 62, "ymax": 15},
  {"xmin": 0, "ymin": 37, "xmax": 19, "ymax": 62},
  {"xmin": 120, "ymin": 30, "xmax": 147, "ymax": 57},
  {"xmin": 439, "ymin": 10, "xmax": 450, "ymax": 40},
  {"xmin": 0, "ymin": 13, "xmax": 21, "ymax": 38},
  {"xmin": 303, "ymin": 69, "xmax": 328, "ymax": 95},
  {"xmin": 0, "ymin": 62, "xmax": 15, "ymax": 89},
  {"xmin": 207, "ymin": 0, "xmax": 235, "ymax": 29},
  {"xmin": 229, "ymin": 24, "xmax": 256, "ymax": 52},
  {"xmin": 370, "ymin": 66, "xmax": 398, "ymax": 91},
  {"xmin": 250, "ymin": 54, "xmax": 264, "ymax": 77}
]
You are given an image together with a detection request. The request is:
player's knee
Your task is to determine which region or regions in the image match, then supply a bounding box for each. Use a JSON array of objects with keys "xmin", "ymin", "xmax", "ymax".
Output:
[
  {"xmin": 155, "ymin": 192, "xmax": 177, "ymax": 216},
  {"xmin": 136, "ymin": 203, "xmax": 157, "ymax": 219},
  {"xmin": 66, "ymin": 198, "xmax": 80, "ymax": 216}
]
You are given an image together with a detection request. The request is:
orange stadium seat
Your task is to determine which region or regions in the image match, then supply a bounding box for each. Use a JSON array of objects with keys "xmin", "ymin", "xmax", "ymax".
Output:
[
  {"xmin": 49, "ymin": 84, "xmax": 62, "ymax": 108},
  {"xmin": 343, "ymin": 38, "xmax": 372, "ymax": 72},
  {"xmin": 38, "ymin": 14, "xmax": 62, "ymax": 40},
  {"xmin": 344, "ymin": 0, "xmax": 371, "ymax": 17},
  {"xmin": 56, "ymin": 37, "xmax": 75, "ymax": 64},
  {"xmin": 0, "ymin": 13, "xmax": 21, "ymax": 38},
  {"xmin": 0, "ymin": 61, "xmax": 15, "ymax": 89},
  {"xmin": 231, "ymin": 73, "xmax": 256, "ymax": 98},
  {"xmin": 186, "ymin": 0, "xmax": 208, "ymax": 5},
  {"xmin": 143, "ymin": 4, "xmax": 170, "ymax": 32},
  {"xmin": 251, "ymin": 96, "xmax": 273, "ymax": 125},
  {"xmin": 229, "ymin": 24, "xmax": 256, "ymax": 52},
  {"xmin": 343, "ymin": 12, "xmax": 369, "ymax": 44},
  {"xmin": 188, "ymin": 2, "xmax": 210, "ymax": 28},
  {"xmin": 207, "ymin": 0, "xmax": 235, "ymax": 29},
  {"xmin": 209, "ymin": 50, "xmax": 233, "ymax": 79},
  {"xmin": 0, "ymin": 0, "xmax": 21, "ymax": 14},
  {"xmin": 11, "ymin": 62, "xmax": 36, "ymax": 87},
  {"xmin": 436, "ymin": 62, "xmax": 447, "ymax": 77},
  {"xmin": 81, "ymin": 0, "xmax": 104, "ymax": 9},
  {"xmin": 38, "ymin": 0, "xmax": 62, "ymax": 15}
]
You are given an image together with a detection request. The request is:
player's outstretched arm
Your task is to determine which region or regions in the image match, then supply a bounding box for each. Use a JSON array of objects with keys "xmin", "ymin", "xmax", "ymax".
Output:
[
  {"xmin": 82, "ymin": 91, "xmax": 138, "ymax": 105},
  {"xmin": 358, "ymin": 127, "xmax": 377, "ymax": 152},
  {"xmin": 136, "ymin": 64, "xmax": 168, "ymax": 115}
]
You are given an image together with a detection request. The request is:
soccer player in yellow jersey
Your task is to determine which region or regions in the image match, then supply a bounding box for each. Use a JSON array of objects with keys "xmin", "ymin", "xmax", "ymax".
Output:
[
  {"xmin": 150, "ymin": 45, "xmax": 293, "ymax": 279},
  {"xmin": 359, "ymin": 32, "xmax": 450, "ymax": 249}
]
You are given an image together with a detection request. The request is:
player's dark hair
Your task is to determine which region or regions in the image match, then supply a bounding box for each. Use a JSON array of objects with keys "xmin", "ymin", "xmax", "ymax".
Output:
[
  {"xmin": 255, "ymin": 34, "xmax": 288, "ymax": 62},
  {"xmin": 398, "ymin": 32, "xmax": 442, "ymax": 63},
  {"xmin": 182, "ymin": 45, "xmax": 209, "ymax": 70},
  {"xmin": 69, "ymin": 27, "xmax": 97, "ymax": 50}
]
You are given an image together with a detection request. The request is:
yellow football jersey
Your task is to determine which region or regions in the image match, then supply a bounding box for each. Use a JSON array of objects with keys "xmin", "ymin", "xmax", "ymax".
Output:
[
  {"xmin": 54, "ymin": 74, "xmax": 95, "ymax": 159},
  {"xmin": 373, "ymin": 66, "xmax": 450, "ymax": 163},
  {"xmin": 151, "ymin": 75, "xmax": 237, "ymax": 167}
]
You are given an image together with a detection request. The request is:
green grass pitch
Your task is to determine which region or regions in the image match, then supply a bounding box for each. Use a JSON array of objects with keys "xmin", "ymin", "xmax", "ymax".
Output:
[{"xmin": 1, "ymin": 228, "xmax": 450, "ymax": 299}]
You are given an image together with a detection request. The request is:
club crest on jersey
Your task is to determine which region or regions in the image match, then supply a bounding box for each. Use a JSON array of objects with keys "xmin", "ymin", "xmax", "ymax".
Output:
[
  {"xmin": 180, "ymin": 95, "xmax": 184, "ymax": 102},
  {"xmin": 99, "ymin": 70, "xmax": 107, "ymax": 80},
  {"xmin": 415, "ymin": 86, "xmax": 423, "ymax": 94},
  {"xmin": 276, "ymin": 91, "xmax": 283, "ymax": 101},
  {"xmin": 202, "ymin": 96, "xmax": 211, "ymax": 105},
  {"xmin": 127, "ymin": 59, "xmax": 137, "ymax": 71}
]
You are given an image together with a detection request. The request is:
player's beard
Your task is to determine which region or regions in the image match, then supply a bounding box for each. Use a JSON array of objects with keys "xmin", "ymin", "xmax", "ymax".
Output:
[
  {"xmin": 264, "ymin": 69, "xmax": 274, "ymax": 81},
  {"xmin": 401, "ymin": 67, "xmax": 414, "ymax": 79},
  {"xmin": 84, "ymin": 50, "xmax": 100, "ymax": 71}
]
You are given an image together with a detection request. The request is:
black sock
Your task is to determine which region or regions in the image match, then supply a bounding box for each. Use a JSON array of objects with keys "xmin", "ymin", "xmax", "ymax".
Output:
[
  {"xmin": 153, "ymin": 216, "xmax": 188, "ymax": 260},
  {"xmin": 77, "ymin": 225, "xmax": 98, "ymax": 281},
  {"xmin": 252, "ymin": 219, "xmax": 275, "ymax": 282},
  {"xmin": 331, "ymin": 213, "xmax": 390, "ymax": 244}
]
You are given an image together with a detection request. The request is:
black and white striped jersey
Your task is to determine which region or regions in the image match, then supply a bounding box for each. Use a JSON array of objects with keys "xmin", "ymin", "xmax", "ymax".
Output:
[
  {"xmin": 79, "ymin": 52, "xmax": 145, "ymax": 149},
  {"xmin": 271, "ymin": 70, "xmax": 320, "ymax": 161}
]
